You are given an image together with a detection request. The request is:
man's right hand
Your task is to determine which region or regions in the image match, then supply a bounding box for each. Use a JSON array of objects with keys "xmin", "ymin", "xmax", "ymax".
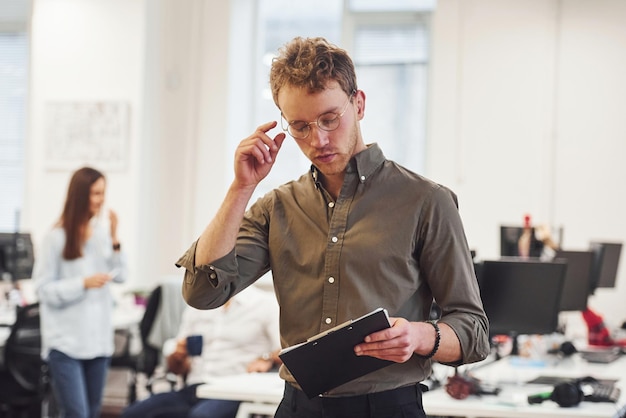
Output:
[
  {"xmin": 193, "ymin": 122, "xmax": 285, "ymax": 269},
  {"xmin": 233, "ymin": 121, "xmax": 286, "ymax": 188}
]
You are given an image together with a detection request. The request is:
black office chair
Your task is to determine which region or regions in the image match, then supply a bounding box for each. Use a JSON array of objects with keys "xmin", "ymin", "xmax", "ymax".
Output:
[
  {"xmin": 110, "ymin": 285, "xmax": 182, "ymax": 404},
  {"xmin": 0, "ymin": 303, "xmax": 52, "ymax": 418}
]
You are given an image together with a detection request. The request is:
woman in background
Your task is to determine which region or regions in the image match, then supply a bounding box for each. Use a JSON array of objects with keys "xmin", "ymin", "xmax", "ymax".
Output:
[{"xmin": 34, "ymin": 166, "xmax": 128, "ymax": 418}]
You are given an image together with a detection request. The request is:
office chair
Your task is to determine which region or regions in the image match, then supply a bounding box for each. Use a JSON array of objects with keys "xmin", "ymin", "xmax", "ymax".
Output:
[
  {"xmin": 0, "ymin": 303, "xmax": 52, "ymax": 418},
  {"xmin": 110, "ymin": 283, "xmax": 185, "ymax": 404}
]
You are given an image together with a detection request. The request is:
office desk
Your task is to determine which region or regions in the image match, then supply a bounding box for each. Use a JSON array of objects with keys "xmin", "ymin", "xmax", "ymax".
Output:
[
  {"xmin": 423, "ymin": 354, "xmax": 626, "ymax": 418},
  {"xmin": 0, "ymin": 306, "xmax": 18, "ymax": 366},
  {"xmin": 0, "ymin": 326, "xmax": 10, "ymax": 366},
  {"xmin": 112, "ymin": 303, "xmax": 144, "ymax": 330},
  {"xmin": 424, "ymin": 386, "xmax": 625, "ymax": 418},
  {"xmin": 0, "ymin": 307, "xmax": 16, "ymax": 327},
  {"xmin": 197, "ymin": 355, "xmax": 626, "ymax": 418},
  {"xmin": 196, "ymin": 372, "xmax": 283, "ymax": 418}
]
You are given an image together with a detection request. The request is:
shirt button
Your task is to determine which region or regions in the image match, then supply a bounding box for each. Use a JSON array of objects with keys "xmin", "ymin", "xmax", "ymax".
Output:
[
  {"xmin": 210, "ymin": 273, "xmax": 217, "ymax": 279},
  {"xmin": 360, "ymin": 175, "xmax": 366, "ymax": 181},
  {"xmin": 328, "ymin": 277, "xmax": 335, "ymax": 284},
  {"xmin": 328, "ymin": 202, "xmax": 335, "ymax": 208},
  {"xmin": 331, "ymin": 236, "xmax": 338, "ymax": 243},
  {"xmin": 325, "ymin": 317, "xmax": 332, "ymax": 324}
]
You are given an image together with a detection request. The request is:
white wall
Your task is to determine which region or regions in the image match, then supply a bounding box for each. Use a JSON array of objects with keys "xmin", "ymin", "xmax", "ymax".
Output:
[
  {"xmin": 25, "ymin": 0, "xmax": 231, "ymax": 290},
  {"xmin": 428, "ymin": 0, "xmax": 626, "ymax": 324},
  {"xmin": 23, "ymin": 0, "xmax": 626, "ymax": 324},
  {"xmin": 137, "ymin": 0, "xmax": 231, "ymax": 287},
  {"xmin": 26, "ymin": 0, "xmax": 147, "ymax": 287}
]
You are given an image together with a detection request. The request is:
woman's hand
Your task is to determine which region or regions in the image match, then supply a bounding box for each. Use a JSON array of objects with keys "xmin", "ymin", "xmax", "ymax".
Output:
[
  {"xmin": 84, "ymin": 273, "xmax": 112, "ymax": 289},
  {"xmin": 108, "ymin": 209, "xmax": 119, "ymax": 244}
]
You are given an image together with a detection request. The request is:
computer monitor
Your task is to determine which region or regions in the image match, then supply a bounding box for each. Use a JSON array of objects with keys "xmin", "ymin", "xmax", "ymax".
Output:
[
  {"xmin": 0, "ymin": 232, "xmax": 35, "ymax": 281},
  {"xmin": 589, "ymin": 242, "xmax": 622, "ymax": 291},
  {"xmin": 500, "ymin": 225, "xmax": 544, "ymax": 258},
  {"xmin": 553, "ymin": 250, "xmax": 594, "ymax": 312},
  {"xmin": 478, "ymin": 259, "xmax": 567, "ymax": 349}
]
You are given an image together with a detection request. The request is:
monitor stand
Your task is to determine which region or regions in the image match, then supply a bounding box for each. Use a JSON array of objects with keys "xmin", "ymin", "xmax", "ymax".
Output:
[{"xmin": 509, "ymin": 332, "xmax": 521, "ymax": 356}]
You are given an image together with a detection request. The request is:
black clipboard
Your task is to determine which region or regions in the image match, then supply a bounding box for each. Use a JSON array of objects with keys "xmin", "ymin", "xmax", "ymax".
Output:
[{"xmin": 278, "ymin": 307, "xmax": 394, "ymax": 398}]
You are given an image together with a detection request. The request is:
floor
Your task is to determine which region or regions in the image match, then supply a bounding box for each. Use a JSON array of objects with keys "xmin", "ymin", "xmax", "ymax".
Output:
[
  {"xmin": 100, "ymin": 369, "xmax": 132, "ymax": 418},
  {"xmin": 100, "ymin": 368, "xmax": 161, "ymax": 418},
  {"xmin": 99, "ymin": 368, "xmax": 272, "ymax": 418}
]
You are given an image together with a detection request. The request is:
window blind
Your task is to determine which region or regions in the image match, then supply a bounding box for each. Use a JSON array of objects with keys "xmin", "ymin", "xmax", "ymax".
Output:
[
  {"xmin": 353, "ymin": 24, "xmax": 429, "ymax": 65},
  {"xmin": 0, "ymin": 32, "xmax": 28, "ymax": 231}
]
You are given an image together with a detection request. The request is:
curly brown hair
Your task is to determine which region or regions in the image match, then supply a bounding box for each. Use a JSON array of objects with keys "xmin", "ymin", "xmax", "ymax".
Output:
[{"xmin": 269, "ymin": 37, "xmax": 358, "ymax": 107}]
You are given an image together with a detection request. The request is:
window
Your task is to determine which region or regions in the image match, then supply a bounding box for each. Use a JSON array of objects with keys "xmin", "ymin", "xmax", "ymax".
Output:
[
  {"xmin": 0, "ymin": 31, "xmax": 29, "ymax": 231},
  {"xmin": 252, "ymin": 0, "xmax": 343, "ymax": 197},
  {"xmin": 350, "ymin": 20, "xmax": 430, "ymax": 175},
  {"xmin": 234, "ymin": 0, "xmax": 434, "ymax": 199}
]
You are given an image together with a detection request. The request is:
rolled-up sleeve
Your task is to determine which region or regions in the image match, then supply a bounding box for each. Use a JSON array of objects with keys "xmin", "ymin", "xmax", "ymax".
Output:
[{"xmin": 176, "ymin": 242, "xmax": 241, "ymax": 309}]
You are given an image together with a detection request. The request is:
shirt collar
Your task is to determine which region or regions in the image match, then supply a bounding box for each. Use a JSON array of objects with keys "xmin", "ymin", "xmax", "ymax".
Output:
[
  {"xmin": 309, "ymin": 143, "xmax": 385, "ymax": 189},
  {"xmin": 347, "ymin": 143, "xmax": 385, "ymax": 180}
]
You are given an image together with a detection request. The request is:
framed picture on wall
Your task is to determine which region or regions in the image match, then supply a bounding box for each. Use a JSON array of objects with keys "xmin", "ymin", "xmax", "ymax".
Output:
[{"xmin": 44, "ymin": 101, "xmax": 130, "ymax": 171}]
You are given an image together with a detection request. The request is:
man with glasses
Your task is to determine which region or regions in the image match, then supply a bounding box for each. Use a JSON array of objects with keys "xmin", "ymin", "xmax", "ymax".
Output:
[{"xmin": 177, "ymin": 36, "xmax": 489, "ymax": 418}]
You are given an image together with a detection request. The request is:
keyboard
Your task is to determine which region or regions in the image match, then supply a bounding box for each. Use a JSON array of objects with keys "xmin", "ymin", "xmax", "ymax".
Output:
[
  {"xmin": 584, "ymin": 382, "xmax": 621, "ymax": 403},
  {"xmin": 526, "ymin": 375, "xmax": 575, "ymax": 385},
  {"xmin": 526, "ymin": 376, "xmax": 621, "ymax": 403},
  {"xmin": 527, "ymin": 375, "xmax": 618, "ymax": 387},
  {"xmin": 580, "ymin": 349, "xmax": 622, "ymax": 364}
]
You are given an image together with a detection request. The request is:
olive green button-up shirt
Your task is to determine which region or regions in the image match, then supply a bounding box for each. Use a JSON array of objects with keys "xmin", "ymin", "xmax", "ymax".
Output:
[{"xmin": 177, "ymin": 143, "xmax": 489, "ymax": 396}]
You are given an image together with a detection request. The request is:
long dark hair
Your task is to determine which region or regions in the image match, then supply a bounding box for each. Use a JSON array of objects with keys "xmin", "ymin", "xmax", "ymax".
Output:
[{"xmin": 60, "ymin": 167, "xmax": 104, "ymax": 260}]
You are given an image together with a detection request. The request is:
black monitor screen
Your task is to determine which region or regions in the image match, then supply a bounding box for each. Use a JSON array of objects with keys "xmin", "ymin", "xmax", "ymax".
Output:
[
  {"xmin": 553, "ymin": 250, "xmax": 594, "ymax": 312},
  {"xmin": 0, "ymin": 232, "xmax": 35, "ymax": 281},
  {"xmin": 589, "ymin": 242, "xmax": 622, "ymax": 290},
  {"xmin": 478, "ymin": 259, "xmax": 567, "ymax": 337},
  {"xmin": 500, "ymin": 226, "xmax": 544, "ymax": 258}
]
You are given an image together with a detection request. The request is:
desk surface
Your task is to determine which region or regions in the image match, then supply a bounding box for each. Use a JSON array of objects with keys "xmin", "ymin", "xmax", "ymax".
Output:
[
  {"xmin": 0, "ymin": 305, "xmax": 17, "ymax": 351},
  {"xmin": 196, "ymin": 372, "xmax": 284, "ymax": 404},
  {"xmin": 0, "ymin": 305, "xmax": 16, "ymax": 326},
  {"xmin": 112, "ymin": 303, "xmax": 144, "ymax": 329},
  {"xmin": 197, "ymin": 354, "xmax": 626, "ymax": 418},
  {"xmin": 424, "ymin": 354, "xmax": 626, "ymax": 418},
  {"xmin": 423, "ymin": 386, "xmax": 624, "ymax": 418},
  {"xmin": 0, "ymin": 326, "xmax": 10, "ymax": 349}
]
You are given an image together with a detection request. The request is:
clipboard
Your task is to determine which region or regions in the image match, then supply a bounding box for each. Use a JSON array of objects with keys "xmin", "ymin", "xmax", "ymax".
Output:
[{"xmin": 278, "ymin": 307, "xmax": 394, "ymax": 398}]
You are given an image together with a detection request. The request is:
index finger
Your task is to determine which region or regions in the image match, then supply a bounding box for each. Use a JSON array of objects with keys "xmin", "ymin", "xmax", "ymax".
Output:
[
  {"xmin": 257, "ymin": 120, "xmax": 279, "ymax": 134},
  {"xmin": 254, "ymin": 121, "xmax": 285, "ymax": 154}
]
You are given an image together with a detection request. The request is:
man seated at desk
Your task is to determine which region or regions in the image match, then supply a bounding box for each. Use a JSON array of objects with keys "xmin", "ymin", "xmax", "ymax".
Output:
[{"xmin": 121, "ymin": 285, "xmax": 280, "ymax": 418}]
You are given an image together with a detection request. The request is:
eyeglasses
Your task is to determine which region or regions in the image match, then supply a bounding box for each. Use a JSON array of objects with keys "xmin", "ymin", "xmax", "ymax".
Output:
[{"xmin": 281, "ymin": 91, "xmax": 355, "ymax": 140}]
